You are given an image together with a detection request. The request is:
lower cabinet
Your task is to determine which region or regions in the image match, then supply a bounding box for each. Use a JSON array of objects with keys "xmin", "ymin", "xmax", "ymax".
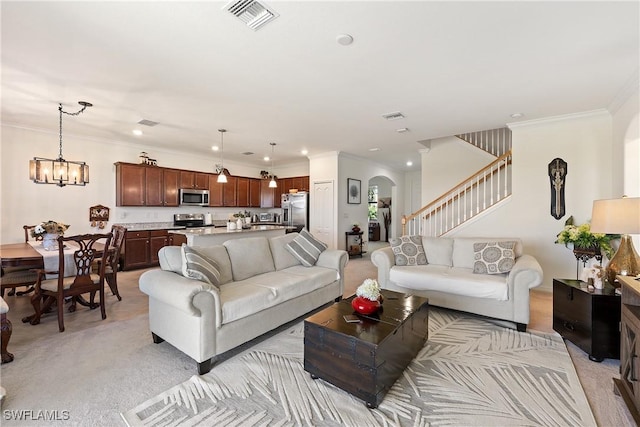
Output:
[
  {"xmin": 615, "ymin": 276, "xmax": 640, "ymax": 424},
  {"xmin": 123, "ymin": 229, "xmax": 174, "ymax": 270}
]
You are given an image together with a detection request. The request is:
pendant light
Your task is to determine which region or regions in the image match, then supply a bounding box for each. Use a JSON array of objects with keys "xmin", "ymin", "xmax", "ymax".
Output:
[
  {"xmin": 29, "ymin": 101, "xmax": 92, "ymax": 187},
  {"xmin": 268, "ymin": 142, "xmax": 277, "ymax": 188},
  {"xmin": 217, "ymin": 129, "xmax": 227, "ymax": 183}
]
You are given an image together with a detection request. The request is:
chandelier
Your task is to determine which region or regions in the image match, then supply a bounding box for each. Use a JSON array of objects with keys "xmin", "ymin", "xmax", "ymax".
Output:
[{"xmin": 29, "ymin": 101, "xmax": 92, "ymax": 187}]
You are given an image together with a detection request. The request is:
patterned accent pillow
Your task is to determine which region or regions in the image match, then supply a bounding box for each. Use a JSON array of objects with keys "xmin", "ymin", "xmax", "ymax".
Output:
[
  {"xmin": 390, "ymin": 235, "xmax": 427, "ymax": 266},
  {"xmin": 285, "ymin": 229, "xmax": 328, "ymax": 267},
  {"xmin": 473, "ymin": 241, "xmax": 516, "ymax": 274},
  {"xmin": 181, "ymin": 244, "xmax": 222, "ymax": 287}
]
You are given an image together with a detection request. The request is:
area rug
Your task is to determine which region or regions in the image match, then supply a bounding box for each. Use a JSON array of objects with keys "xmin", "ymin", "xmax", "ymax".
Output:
[{"xmin": 122, "ymin": 308, "xmax": 596, "ymax": 426}]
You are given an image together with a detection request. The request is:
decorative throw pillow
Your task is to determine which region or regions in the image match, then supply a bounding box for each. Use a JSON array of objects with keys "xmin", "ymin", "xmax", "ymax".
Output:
[
  {"xmin": 390, "ymin": 235, "xmax": 427, "ymax": 266},
  {"xmin": 181, "ymin": 244, "xmax": 222, "ymax": 287},
  {"xmin": 285, "ymin": 229, "xmax": 327, "ymax": 267},
  {"xmin": 473, "ymin": 241, "xmax": 516, "ymax": 275}
]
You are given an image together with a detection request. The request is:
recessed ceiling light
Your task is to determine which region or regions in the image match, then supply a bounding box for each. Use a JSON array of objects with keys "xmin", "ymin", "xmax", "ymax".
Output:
[
  {"xmin": 510, "ymin": 112, "xmax": 524, "ymax": 119},
  {"xmin": 211, "ymin": 146, "xmax": 219, "ymax": 151},
  {"xmin": 336, "ymin": 34, "xmax": 353, "ymax": 46},
  {"xmin": 406, "ymin": 161, "xmax": 413, "ymax": 167},
  {"xmin": 396, "ymin": 128, "xmax": 409, "ymax": 133},
  {"xmin": 264, "ymin": 156, "xmax": 270, "ymax": 161},
  {"xmin": 369, "ymin": 148, "xmax": 380, "ymax": 152},
  {"xmin": 301, "ymin": 149, "xmax": 308, "ymax": 155},
  {"xmin": 132, "ymin": 129, "xmax": 143, "ymax": 136}
]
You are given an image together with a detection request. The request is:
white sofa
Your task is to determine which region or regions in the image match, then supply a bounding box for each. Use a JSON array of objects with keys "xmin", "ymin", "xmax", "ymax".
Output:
[
  {"xmin": 139, "ymin": 234, "xmax": 348, "ymax": 374},
  {"xmin": 371, "ymin": 237, "xmax": 543, "ymax": 331}
]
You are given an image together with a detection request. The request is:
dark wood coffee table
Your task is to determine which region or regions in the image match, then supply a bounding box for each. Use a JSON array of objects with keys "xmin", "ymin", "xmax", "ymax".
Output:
[{"xmin": 304, "ymin": 289, "xmax": 429, "ymax": 408}]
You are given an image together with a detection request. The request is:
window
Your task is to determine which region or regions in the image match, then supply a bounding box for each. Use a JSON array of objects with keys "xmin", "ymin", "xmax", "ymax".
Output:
[{"xmin": 368, "ymin": 186, "xmax": 378, "ymax": 220}]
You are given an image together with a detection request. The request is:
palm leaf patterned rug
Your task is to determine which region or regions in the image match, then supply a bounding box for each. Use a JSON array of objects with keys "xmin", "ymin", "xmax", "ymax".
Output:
[{"xmin": 122, "ymin": 307, "xmax": 595, "ymax": 426}]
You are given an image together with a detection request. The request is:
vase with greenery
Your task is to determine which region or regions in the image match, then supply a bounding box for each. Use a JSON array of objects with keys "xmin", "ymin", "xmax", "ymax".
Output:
[{"xmin": 555, "ymin": 216, "xmax": 619, "ymax": 259}]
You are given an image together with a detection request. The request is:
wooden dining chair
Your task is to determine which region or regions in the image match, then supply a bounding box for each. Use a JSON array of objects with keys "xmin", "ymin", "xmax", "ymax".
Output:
[
  {"xmin": 23, "ymin": 232, "xmax": 113, "ymax": 332},
  {"xmin": 103, "ymin": 225, "xmax": 126, "ymax": 301},
  {"xmin": 0, "ymin": 225, "xmax": 41, "ymax": 297}
]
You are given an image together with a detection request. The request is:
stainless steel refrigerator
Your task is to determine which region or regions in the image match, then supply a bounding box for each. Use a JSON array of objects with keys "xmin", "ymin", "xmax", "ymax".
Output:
[{"xmin": 281, "ymin": 192, "xmax": 308, "ymax": 232}]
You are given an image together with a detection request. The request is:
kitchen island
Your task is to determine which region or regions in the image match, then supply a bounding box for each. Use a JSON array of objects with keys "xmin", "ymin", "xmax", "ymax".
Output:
[{"xmin": 172, "ymin": 224, "xmax": 289, "ymax": 246}]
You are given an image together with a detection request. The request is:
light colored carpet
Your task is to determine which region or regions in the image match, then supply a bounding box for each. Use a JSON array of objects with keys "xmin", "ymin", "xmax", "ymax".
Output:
[{"xmin": 122, "ymin": 307, "xmax": 596, "ymax": 426}]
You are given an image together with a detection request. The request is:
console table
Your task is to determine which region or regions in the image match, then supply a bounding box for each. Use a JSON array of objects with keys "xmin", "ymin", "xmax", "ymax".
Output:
[
  {"xmin": 552, "ymin": 278, "xmax": 620, "ymax": 362},
  {"xmin": 615, "ymin": 275, "xmax": 640, "ymax": 424},
  {"xmin": 345, "ymin": 231, "xmax": 364, "ymax": 258}
]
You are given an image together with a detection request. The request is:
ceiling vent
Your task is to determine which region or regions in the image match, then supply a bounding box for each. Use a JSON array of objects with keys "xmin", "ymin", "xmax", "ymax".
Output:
[
  {"xmin": 137, "ymin": 119, "xmax": 159, "ymax": 127},
  {"xmin": 242, "ymin": 151, "xmax": 254, "ymax": 156},
  {"xmin": 224, "ymin": 0, "xmax": 279, "ymax": 31},
  {"xmin": 382, "ymin": 111, "xmax": 405, "ymax": 121}
]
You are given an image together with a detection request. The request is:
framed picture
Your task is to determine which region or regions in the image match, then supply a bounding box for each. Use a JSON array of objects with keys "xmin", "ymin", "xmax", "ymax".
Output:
[{"xmin": 347, "ymin": 178, "xmax": 361, "ymax": 204}]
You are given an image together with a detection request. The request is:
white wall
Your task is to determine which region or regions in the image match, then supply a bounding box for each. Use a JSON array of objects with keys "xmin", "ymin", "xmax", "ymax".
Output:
[
  {"xmin": 442, "ymin": 110, "xmax": 614, "ymax": 291},
  {"xmin": 421, "ymin": 136, "xmax": 495, "ymax": 204},
  {"xmin": 0, "ymin": 124, "xmax": 308, "ymax": 243}
]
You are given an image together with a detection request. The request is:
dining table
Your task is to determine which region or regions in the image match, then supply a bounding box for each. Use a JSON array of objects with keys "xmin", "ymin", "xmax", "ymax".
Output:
[{"xmin": 0, "ymin": 240, "xmax": 110, "ymax": 324}]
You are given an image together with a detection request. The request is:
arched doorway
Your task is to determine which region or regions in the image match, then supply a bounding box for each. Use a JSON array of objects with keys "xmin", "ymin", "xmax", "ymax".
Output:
[{"xmin": 368, "ymin": 176, "xmax": 395, "ymax": 243}]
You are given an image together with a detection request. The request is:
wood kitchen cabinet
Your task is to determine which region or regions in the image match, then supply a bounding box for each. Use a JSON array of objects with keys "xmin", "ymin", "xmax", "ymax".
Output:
[
  {"xmin": 208, "ymin": 175, "xmax": 224, "ymax": 207},
  {"xmin": 123, "ymin": 229, "xmax": 174, "ymax": 270},
  {"xmin": 180, "ymin": 171, "xmax": 209, "ymax": 189},
  {"xmin": 249, "ymin": 178, "xmax": 261, "ymax": 207},
  {"xmin": 260, "ymin": 179, "xmax": 275, "ymax": 208},
  {"xmin": 236, "ymin": 177, "xmax": 250, "ymax": 207},
  {"xmin": 223, "ymin": 176, "xmax": 238, "ymax": 207},
  {"xmin": 116, "ymin": 163, "xmax": 180, "ymax": 207}
]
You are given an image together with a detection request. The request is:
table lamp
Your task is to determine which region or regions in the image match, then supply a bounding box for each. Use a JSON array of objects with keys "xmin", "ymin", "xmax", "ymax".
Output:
[{"xmin": 590, "ymin": 197, "xmax": 640, "ymax": 286}]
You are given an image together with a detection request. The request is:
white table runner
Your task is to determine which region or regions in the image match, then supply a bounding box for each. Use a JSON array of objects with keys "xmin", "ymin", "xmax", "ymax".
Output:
[{"xmin": 28, "ymin": 241, "xmax": 79, "ymax": 279}]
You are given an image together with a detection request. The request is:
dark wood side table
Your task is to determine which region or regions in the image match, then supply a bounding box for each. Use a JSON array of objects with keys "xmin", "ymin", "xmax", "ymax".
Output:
[
  {"xmin": 345, "ymin": 231, "xmax": 364, "ymax": 258},
  {"xmin": 552, "ymin": 278, "xmax": 620, "ymax": 362}
]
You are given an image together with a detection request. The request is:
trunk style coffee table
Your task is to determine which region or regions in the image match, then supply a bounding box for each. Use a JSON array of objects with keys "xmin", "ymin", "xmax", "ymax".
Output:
[{"xmin": 304, "ymin": 289, "xmax": 429, "ymax": 408}]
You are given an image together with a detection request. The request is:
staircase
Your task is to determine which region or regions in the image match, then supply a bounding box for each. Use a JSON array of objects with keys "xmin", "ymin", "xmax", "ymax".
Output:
[{"xmin": 402, "ymin": 128, "xmax": 512, "ymax": 236}]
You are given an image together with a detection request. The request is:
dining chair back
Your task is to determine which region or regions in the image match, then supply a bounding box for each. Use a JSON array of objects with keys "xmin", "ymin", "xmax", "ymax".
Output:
[
  {"xmin": 24, "ymin": 232, "xmax": 113, "ymax": 332},
  {"xmin": 104, "ymin": 225, "xmax": 126, "ymax": 301},
  {"xmin": 23, "ymin": 225, "xmax": 43, "ymax": 242}
]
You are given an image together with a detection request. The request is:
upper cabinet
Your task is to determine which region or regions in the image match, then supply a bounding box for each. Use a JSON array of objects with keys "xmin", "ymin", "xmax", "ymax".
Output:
[
  {"xmin": 180, "ymin": 171, "xmax": 209, "ymax": 190},
  {"xmin": 116, "ymin": 162, "xmax": 307, "ymax": 209},
  {"xmin": 116, "ymin": 163, "xmax": 181, "ymax": 207}
]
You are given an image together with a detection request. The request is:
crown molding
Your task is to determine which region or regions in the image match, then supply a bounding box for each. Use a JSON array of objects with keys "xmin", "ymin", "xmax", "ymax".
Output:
[
  {"xmin": 608, "ymin": 68, "xmax": 640, "ymax": 114},
  {"xmin": 507, "ymin": 109, "xmax": 610, "ymax": 129}
]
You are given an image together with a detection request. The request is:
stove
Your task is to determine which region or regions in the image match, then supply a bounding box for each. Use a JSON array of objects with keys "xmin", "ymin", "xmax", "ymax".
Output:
[{"xmin": 174, "ymin": 213, "xmax": 209, "ymax": 228}]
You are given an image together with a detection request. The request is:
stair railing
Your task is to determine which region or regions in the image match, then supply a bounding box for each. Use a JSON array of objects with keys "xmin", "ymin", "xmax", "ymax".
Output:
[{"xmin": 402, "ymin": 150, "xmax": 512, "ymax": 237}]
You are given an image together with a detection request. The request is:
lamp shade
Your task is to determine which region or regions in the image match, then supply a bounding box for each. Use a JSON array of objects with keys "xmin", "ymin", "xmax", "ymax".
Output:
[{"xmin": 590, "ymin": 197, "xmax": 640, "ymax": 234}]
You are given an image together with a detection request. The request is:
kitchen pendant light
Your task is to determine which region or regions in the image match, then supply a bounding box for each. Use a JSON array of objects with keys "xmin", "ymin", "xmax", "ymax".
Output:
[
  {"xmin": 29, "ymin": 101, "xmax": 92, "ymax": 187},
  {"xmin": 217, "ymin": 129, "xmax": 228, "ymax": 183},
  {"xmin": 268, "ymin": 142, "xmax": 277, "ymax": 188}
]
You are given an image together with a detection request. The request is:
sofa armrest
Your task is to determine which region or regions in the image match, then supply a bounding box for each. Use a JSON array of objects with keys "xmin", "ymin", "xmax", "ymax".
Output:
[
  {"xmin": 508, "ymin": 254, "xmax": 543, "ymax": 290},
  {"xmin": 139, "ymin": 269, "xmax": 221, "ymax": 319},
  {"xmin": 371, "ymin": 247, "xmax": 395, "ymax": 287},
  {"xmin": 316, "ymin": 249, "xmax": 348, "ymax": 294}
]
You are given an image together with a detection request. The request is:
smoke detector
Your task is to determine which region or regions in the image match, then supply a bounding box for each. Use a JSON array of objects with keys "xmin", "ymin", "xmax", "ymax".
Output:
[{"xmin": 224, "ymin": 0, "xmax": 279, "ymax": 31}]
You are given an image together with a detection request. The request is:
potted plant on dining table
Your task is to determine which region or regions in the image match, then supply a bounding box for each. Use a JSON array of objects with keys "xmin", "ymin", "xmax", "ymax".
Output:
[{"xmin": 31, "ymin": 220, "xmax": 69, "ymax": 251}]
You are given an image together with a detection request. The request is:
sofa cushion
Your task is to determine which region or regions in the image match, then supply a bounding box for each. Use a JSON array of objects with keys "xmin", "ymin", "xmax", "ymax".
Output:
[
  {"xmin": 269, "ymin": 233, "xmax": 301, "ymax": 270},
  {"xmin": 452, "ymin": 238, "xmax": 523, "ymax": 269},
  {"xmin": 421, "ymin": 237, "xmax": 454, "ymax": 266},
  {"xmin": 180, "ymin": 244, "xmax": 223, "ymax": 286},
  {"xmin": 224, "ymin": 237, "xmax": 275, "ymax": 281},
  {"xmin": 390, "ymin": 265, "xmax": 508, "ymax": 300},
  {"xmin": 190, "ymin": 245, "xmax": 233, "ymax": 285},
  {"xmin": 158, "ymin": 246, "xmax": 183, "ymax": 274},
  {"xmin": 219, "ymin": 267, "xmax": 338, "ymax": 324},
  {"xmin": 390, "ymin": 235, "xmax": 427, "ymax": 266},
  {"xmin": 473, "ymin": 241, "xmax": 516, "ymax": 274},
  {"xmin": 286, "ymin": 229, "xmax": 327, "ymax": 267}
]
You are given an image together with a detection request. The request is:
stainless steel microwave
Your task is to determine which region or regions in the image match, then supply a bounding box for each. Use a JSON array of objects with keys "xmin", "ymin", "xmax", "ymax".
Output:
[{"xmin": 179, "ymin": 188, "xmax": 209, "ymax": 206}]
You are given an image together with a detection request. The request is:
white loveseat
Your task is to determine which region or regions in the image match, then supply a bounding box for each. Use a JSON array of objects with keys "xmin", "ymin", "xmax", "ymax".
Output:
[
  {"xmin": 371, "ymin": 237, "xmax": 543, "ymax": 331},
  {"xmin": 139, "ymin": 234, "xmax": 347, "ymax": 374}
]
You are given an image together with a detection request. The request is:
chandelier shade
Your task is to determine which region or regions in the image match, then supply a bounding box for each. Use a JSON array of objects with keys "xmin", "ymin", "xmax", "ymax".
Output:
[{"xmin": 29, "ymin": 101, "xmax": 92, "ymax": 187}]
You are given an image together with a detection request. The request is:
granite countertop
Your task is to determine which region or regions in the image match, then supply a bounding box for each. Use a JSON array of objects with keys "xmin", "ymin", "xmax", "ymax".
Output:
[
  {"xmin": 114, "ymin": 222, "xmax": 187, "ymax": 232},
  {"xmin": 172, "ymin": 224, "xmax": 288, "ymax": 236}
]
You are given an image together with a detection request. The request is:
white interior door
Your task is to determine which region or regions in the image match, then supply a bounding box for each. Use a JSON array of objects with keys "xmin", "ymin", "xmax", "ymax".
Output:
[{"xmin": 311, "ymin": 180, "xmax": 335, "ymax": 249}]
